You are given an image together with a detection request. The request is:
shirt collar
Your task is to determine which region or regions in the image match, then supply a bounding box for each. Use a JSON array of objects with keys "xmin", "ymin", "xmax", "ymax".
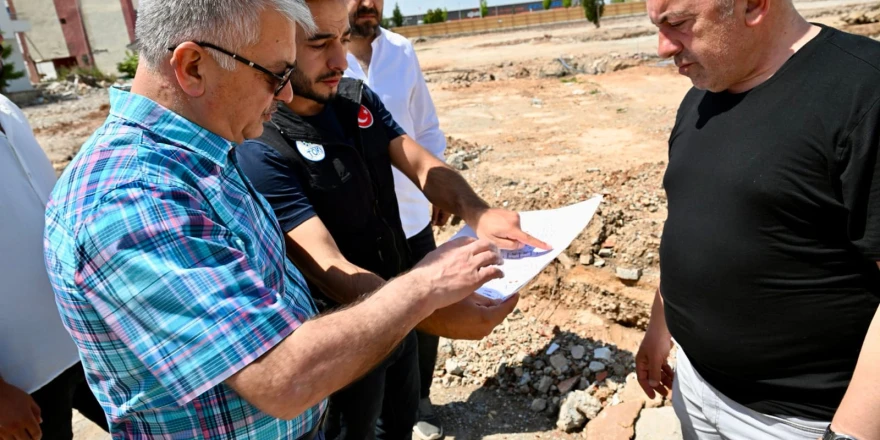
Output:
[
  {"xmin": 371, "ymin": 27, "xmax": 387, "ymax": 50},
  {"xmin": 107, "ymin": 87, "xmax": 235, "ymax": 167}
]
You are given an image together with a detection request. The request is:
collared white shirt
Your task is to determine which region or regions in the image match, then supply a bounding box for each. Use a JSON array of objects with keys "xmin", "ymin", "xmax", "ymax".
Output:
[
  {"xmin": 0, "ymin": 94, "xmax": 79, "ymax": 393},
  {"xmin": 345, "ymin": 27, "xmax": 447, "ymax": 239}
]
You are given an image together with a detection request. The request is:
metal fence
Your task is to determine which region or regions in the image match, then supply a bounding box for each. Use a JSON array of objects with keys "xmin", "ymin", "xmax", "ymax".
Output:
[{"xmin": 394, "ymin": 2, "xmax": 647, "ymax": 39}]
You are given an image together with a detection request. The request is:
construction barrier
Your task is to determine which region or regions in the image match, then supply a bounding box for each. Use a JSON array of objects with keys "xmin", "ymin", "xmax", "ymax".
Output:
[{"xmin": 394, "ymin": 2, "xmax": 647, "ymax": 39}]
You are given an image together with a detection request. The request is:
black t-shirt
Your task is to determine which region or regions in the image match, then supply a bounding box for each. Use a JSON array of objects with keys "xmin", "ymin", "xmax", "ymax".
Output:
[
  {"xmin": 660, "ymin": 25, "xmax": 880, "ymax": 420},
  {"xmin": 236, "ymin": 86, "xmax": 406, "ymax": 233}
]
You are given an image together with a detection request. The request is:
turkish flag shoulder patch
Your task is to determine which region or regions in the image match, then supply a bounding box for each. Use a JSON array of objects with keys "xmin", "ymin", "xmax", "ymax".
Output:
[{"xmin": 357, "ymin": 105, "xmax": 374, "ymax": 129}]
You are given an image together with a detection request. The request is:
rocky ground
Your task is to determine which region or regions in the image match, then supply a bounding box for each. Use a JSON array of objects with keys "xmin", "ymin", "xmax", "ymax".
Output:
[{"xmin": 23, "ymin": 1, "xmax": 879, "ymax": 438}]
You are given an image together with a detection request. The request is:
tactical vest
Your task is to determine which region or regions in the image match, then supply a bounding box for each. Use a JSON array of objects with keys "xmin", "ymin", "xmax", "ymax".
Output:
[{"xmin": 258, "ymin": 78, "xmax": 413, "ymax": 307}]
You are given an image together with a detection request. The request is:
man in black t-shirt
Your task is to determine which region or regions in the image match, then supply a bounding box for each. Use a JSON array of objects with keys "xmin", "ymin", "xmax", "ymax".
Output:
[
  {"xmin": 236, "ymin": 1, "xmax": 550, "ymax": 438},
  {"xmin": 638, "ymin": 0, "xmax": 880, "ymax": 438}
]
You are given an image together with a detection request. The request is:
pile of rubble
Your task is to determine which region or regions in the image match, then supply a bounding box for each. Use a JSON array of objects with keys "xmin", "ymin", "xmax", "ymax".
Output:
[
  {"xmin": 446, "ymin": 146, "xmax": 667, "ymax": 273},
  {"xmin": 841, "ymin": 8, "xmax": 880, "ymax": 25},
  {"xmin": 38, "ymin": 73, "xmax": 123, "ymax": 101},
  {"xmin": 537, "ymin": 53, "xmax": 657, "ymax": 78},
  {"xmin": 435, "ymin": 137, "xmax": 665, "ymax": 330},
  {"xmin": 424, "ymin": 52, "xmax": 660, "ymax": 85},
  {"xmin": 445, "ymin": 136, "xmax": 492, "ymax": 170},
  {"xmin": 434, "ymin": 310, "xmax": 673, "ymax": 433}
]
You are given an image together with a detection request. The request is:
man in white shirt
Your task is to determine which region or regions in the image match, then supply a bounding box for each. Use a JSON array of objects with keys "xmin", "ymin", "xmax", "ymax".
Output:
[
  {"xmin": 344, "ymin": 1, "xmax": 449, "ymax": 438},
  {"xmin": 0, "ymin": 94, "xmax": 107, "ymax": 439}
]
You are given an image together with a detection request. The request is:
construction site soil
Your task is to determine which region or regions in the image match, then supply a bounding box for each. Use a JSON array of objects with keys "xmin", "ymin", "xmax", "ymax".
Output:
[{"xmin": 22, "ymin": 1, "xmax": 880, "ymax": 438}]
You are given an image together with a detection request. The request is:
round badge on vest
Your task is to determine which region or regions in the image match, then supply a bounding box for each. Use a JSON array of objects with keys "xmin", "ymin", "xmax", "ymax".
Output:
[
  {"xmin": 296, "ymin": 141, "xmax": 326, "ymax": 162},
  {"xmin": 358, "ymin": 105, "xmax": 374, "ymax": 129}
]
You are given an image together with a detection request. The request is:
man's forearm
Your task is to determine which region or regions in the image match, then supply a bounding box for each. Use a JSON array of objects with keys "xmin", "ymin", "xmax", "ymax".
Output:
[
  {"xmin": 648, "ymin": 288, "xmax": 670, "ymax": 337},
  {"xmin": 831, "ymin": 303, "xmax": 880, "ymax": 439},
  {"xmin": 227, "ymin": 274, "xmax": 433, "ymax": 419},
  {"xmin": 303, "ymin": 256, "xmax": 385, "ymax": 304},
  {"xmin": 284, "ymin": 223, "xmax": 385, "ymax": 304},
  {"xmin": 416, "ymin": 294, "xmax": 518, "ymax": 340},
  {"xmin": 421, "ymin": 165, "xmax": 489, "ymax": 225}
]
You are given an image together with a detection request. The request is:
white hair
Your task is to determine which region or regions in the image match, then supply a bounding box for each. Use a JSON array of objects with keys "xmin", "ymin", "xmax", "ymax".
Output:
[{"xmin": 136, "ymin": 0, "xmax": 315, "ymax": 71}]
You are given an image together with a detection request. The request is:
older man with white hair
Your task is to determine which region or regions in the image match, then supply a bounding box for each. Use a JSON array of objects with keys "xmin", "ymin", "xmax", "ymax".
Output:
[
  {"xmin": 637, "ymin": 0, "xmax": 880, "ymax": 438},
  {"xmin": 42, "ymin": 1, "xmax": 504, "ymax": 438}
]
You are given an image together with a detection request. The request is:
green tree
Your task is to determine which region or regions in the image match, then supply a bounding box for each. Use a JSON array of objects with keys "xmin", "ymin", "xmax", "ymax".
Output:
[
  {"xmin": 562, "ymin": 0, "xmax": 572, "ymax": 7},
  {"xmin": 543, "ymin": 0, "xmax": 552, "ymax": 9},
  {"xmin": 392, "ymin": 2, "xmax": 405, "ymax": 27},
  {"xmin": 582, "ymin": 0, "xmax": 605, "ymax": 27},
  {"xmin": 423, "ymin": 8, "xmax": 448, "ymax": 24},
  {"xmin": 0, "ymin": 43, "xmax": 26, "ymax": 93},
  {"xmin": 117, "ymin": 50, "xmax": 139, "ymax": 78},
  {"xmin": 480, "ymin": 0, "xmax": 489, "ymax": 17}
]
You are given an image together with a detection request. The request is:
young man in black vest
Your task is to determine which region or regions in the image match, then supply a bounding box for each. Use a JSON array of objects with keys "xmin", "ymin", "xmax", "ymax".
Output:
[{"xmin": 236, "ymin": 0, "xmax": 550, "ymax": 438}]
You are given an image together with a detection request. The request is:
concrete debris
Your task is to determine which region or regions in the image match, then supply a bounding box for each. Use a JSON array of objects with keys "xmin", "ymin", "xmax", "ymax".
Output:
[
  {"xmin": 841, "ymin": 9, "xmax": 880, "ymax": 24},
  {"xmin": 549, "ymin": 353, "xmax": 570, "ymax": 373},
  {"xmin": 536, "ymin": 376, "xmax": 554, "ymax": 394},
  {"xmin": 530, "ymin": 398, "xmax": 548, "ymax": 412},
  {"xmin": 585, "ymin": 401, "xmax": 644, "ymax": 440},
  {"xmin": 556, "ymin": 392, "xmax": 588, "ymax": 431},
  {"xmin": 555, "ymin": 252, "xmax": 574, "ymax": 269},
  {"xmin": 616, "ymin": 267, "xmax": 643, "ymax": 282},
  {"xmin": 557, "ymin": 376, "xmax": 579, "ymax": 394},
  {"xmin": 445, "ymin": 359, "xmax": 464, "ymax": 376},
  {"xmin": 425, "ymin": 52, "xmax": 660, "ymax": 85},
  {"xmin": 579, "ymin": 254, "xmax": 594, "ymax": 265},
  {"xmin": 594, "ymin": 347, "xmax": 614, "ymax": 362},
  {"xmin": 38, "ymin": 75, "xmax": 124, "ymax": 102},
  {"xmin": 589, "ymin": 361, "xmax": 607, "ymax": 372},
  {"xmin": 634, "ymin": 407, "xmax": 683, "ymax": 440},
  {"xmin": 556, "ymin": 390, "xmax": 605, "ymax": 431},
  {"xmin": 619, "ymin": 372, "xmax": 665, "ymax": 408}
]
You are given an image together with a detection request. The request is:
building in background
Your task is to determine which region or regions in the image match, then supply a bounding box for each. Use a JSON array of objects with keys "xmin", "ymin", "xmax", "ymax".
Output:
[
  {"xmin": 1, "ymin": 0, "xmax": 33, "ymax": 93},
  {"xmin": 13, "ymin": 0, "xmax": 136, "ymax": 81},
  {"xmin": 401, "ymin": 0, "xmax": 579, "ymax": 26}
]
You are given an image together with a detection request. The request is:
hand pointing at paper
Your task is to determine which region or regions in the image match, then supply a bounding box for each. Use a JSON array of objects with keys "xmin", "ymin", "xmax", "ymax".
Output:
[{"xmin": 470, "ymin": 207, "xmax": 553, "ymax": 251}]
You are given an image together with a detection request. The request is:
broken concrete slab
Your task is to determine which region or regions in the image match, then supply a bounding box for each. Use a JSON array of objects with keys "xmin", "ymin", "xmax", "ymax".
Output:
[
  {"xmin": 585, "ymin": 400, "xmax": 644, "ymax": 440},
  {"xmin": 619, "ymin": 372, "xmax": 664, "ymax": 408},
  {"xmin": 634, "ymin": 407, "xmax": 683, "ymax": 440}
]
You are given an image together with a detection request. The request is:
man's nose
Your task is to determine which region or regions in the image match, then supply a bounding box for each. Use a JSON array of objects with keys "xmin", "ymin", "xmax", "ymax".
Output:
[
  {"xmin": 275, "ymin": 80, "xmax": 294, "ymax": 103},
  {"xmin": 657, "ymin": 29, "xmax": 682, "ymax": 59}
]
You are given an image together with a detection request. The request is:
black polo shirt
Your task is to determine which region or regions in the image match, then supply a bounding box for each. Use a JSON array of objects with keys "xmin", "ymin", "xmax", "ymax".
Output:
[{"xmin": 660, "ymin": 25, "xmax": 880, "ymax": 421}]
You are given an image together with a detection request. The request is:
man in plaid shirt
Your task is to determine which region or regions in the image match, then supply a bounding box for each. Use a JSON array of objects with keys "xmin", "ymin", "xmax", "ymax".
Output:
[{"xmin": 43, "ymin": 1, "xmax": 504, "ymax": 438}]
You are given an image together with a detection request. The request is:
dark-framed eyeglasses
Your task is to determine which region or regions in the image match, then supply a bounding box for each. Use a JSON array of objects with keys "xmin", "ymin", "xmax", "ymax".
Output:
[{"xmin": 167, "ymin": 41, "xmax": 296, "ymax": 96}]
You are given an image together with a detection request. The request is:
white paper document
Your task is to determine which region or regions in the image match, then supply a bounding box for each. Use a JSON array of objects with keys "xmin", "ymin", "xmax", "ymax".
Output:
[{"xmin": 448, "ymin": 196, "xmax": 603, "ymax": 300}]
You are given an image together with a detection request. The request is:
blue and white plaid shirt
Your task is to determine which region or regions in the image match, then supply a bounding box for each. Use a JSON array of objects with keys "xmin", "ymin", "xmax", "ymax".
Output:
[{"xmin": 44, "ymin": 87, "xmax": 326, "ymax": 439}]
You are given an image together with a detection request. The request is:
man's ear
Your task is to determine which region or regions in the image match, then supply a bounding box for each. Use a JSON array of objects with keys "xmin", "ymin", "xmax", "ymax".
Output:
[
  {"xmin": 169, "ymin": 42, "xmax": 209, "ymax": 97},
  {"xmin": 743, "ymin": 0, "xmax": 770, "ymax": 27}
]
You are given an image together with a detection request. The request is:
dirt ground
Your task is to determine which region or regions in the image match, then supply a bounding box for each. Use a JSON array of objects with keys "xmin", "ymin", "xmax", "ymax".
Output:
[{"xmin": 22, "ymin": 1, "xmax": 880, "ymax": 438}]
